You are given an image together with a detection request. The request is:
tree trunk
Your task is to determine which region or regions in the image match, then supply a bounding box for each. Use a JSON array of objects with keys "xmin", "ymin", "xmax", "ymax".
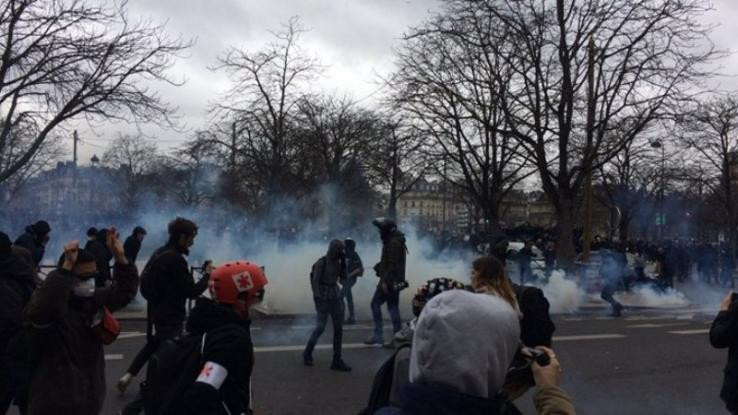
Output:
[
  {"xmin": 619, "ymin": 212, "xmax": 631, "ymax": 244},
  {"xmin": 556, "ymin": 195, "xmax": 577, "ymax": 272}
]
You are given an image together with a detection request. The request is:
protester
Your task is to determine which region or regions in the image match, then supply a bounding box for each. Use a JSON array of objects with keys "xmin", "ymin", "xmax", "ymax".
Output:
[
  {"xmin": 469, "ymin": 256, "xmax": 519, "ymax": 311},
  {"xmin": 14, "ymin": 220, "xmax": 51, "ymax": 267},
  {"xmin": 515, "ymin": 240, "xmax": 535, "ymax": 285},
  {"xmin": 600, "ymin": 249, "xmax": 625, "ymax": 317},
  {"xmin": 710, "ymin": 290, "xmax": 738, "ymax": 414},
  {"xmin": 303, "ymin": 239, "xmax": 352, "ymax": 372},
  {"xmin": 85, "ymin": 227, "xmax": 98, "ymax": 249},
  {"xmin": 118, "ymin": 218, "xmax": 209, "ymax": 404},
  {"xmin": 24, "ymin": 231, "xmax": 138, "ymax": 415},
  {"xmin": 366, "ymin": 218, "xmax": 407, "ymax": 346},
  {"xmin": 141, "ymin": 261, "xmax": 268, "ymax": 414},
  {"xmin": 362, "ymin": 277, "xmax": 467, "ymax": 414},
  {"xmin": 124, "ymin": 226, "xmax": 147, "ymax": 264},
  {"xmin": 0, "ymin": 232, "xmax": 38, "ymax": 414},
  {"xmin": 343, "ymin": 238, "xmax": 364, "ymax": 325},
  {"xmin": 374, "ymin": 290, "xmax": 575, "ymax": 415},
  {"xmin": 85, "ymin": 228, "xmax": 113, "ymax": 287}
]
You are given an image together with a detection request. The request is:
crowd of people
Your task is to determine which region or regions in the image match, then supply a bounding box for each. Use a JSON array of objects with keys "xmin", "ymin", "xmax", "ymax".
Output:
[{"xmin": 27, "ymin": 215, "xmax": 738, "ymax": 413}]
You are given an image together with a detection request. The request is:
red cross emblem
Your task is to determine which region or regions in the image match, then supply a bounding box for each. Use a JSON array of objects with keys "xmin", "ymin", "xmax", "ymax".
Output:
[
  {"xmin": 200, "ymin": 363, "xmax": 213, "ymax": 378},
  {"xmin": 233, "ymin": 271, "xmax": 254, "ymax": 292}
]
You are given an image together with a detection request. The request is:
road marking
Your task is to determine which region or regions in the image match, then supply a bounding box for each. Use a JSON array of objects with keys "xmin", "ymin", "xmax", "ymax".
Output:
[
  {"xmin": 562, "ymin": 318, "xmax": 584, "ymax": 321},
  {"xmin": 118, "ymin": 332, "xmax": 146, "ymax": 339},
  {"xmin": 627, "ymin": 323, "xmax": 688, "ymax": 329},
  {"xmin": 105, "ymin": 354, "xmax": 124, "ymax": 361},
  {"xmin": 668, "ymin": 329, "xmax": 710, "ymax": 335},
  {"xmin": 553, "ymin": 334, "xmax": 625, "ymax": 341},
  {"xmin": 254, "ymin": 342, "xmax": 379, "ymax": 353}
]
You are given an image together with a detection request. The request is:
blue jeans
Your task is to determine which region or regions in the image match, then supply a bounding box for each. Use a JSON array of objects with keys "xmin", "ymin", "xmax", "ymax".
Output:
[
  {"xmin": 371, "ymin": 285, "xmax": 402, "ymax": 338},
  {"xmin": 304, "ymin": 297, "xmax": 344, "ymax": 360}
]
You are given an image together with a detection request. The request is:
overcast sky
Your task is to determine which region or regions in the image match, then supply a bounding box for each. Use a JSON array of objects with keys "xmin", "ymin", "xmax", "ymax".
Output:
[{"xmin": 73, "ymin": 0, "xmax": 738, "ymax": 163}]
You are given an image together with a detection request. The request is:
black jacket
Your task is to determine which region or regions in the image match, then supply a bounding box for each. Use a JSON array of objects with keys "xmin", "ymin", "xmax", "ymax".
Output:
[
  {"xmin": 146, "ymin": 243, "xmax": 209, "ymax": 326},
  {"xmin": 711, "ymin": 300, "xmax": 738, "ymax": 411},
  {"xmin": 377, "ymin": 231, "xmax": 407, "ymax": 285},
  {"xmin": 124, "ymin": 235, "xmax": 142, "ymax": 264},
  {"xmin": 183, "ymin": 298, "xmax": 253, "ymax": 415},
  {"xmin": 374, "ymin": 383, "xmax": 521, "ymax": 415},
  {"xmin": 14, "ymin": 232, "xmax": 44, "ymax": 267},
  {"xmin": 24, "ymin": 262, "xmax": 138, "ymax": 415},
  {"xmin": 85, "ymin": 240, "xmax": 112, "ymax": 287},
  {"xmin": 0, "ymin": 246, "xmax": 37, "ymax": 353}
]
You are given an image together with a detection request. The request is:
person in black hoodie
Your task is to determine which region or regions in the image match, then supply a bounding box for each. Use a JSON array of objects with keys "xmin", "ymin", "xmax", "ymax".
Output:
[
  {"xmin": 711, "ymin": 290, "xmax": 738, "ymax": 414},
  {"xmin": 14, "ymin": 221, "xmax": 51, "ymax": 267},
  {"xmin": 86, "ymin": 228, "xmax": 113, "ymax": 287},
  {"xmin": 180, "ymin": 260, "xmax": 268, "ymax": 415},
  {"xmin": 118, "ymin": 218, "xmax": 209, "ymax": 403},
  {"xmin": 0, "ymin": 232, "xmax": 38, "ymax": 414},
  {"xmin": 124, "ymin": 226, "xmax": 147, "ymax": 264}
]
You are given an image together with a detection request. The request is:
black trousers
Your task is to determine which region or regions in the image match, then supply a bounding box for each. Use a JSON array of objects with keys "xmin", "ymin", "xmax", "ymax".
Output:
[
  {"xmin": 126, "ymin": 322, "xmax": 183, "ymax": 375},
  {"xmin": 304, "ymin": 297, "xmax": 344, "ymax": 360}
]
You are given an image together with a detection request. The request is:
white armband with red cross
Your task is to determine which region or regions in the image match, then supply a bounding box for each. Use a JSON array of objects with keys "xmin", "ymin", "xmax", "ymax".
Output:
[{"xmin": 196, "ymin": 361, "xmax": 228, "ymax": 390}]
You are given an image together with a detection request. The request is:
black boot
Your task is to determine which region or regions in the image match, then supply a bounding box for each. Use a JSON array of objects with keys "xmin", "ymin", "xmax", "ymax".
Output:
[
  {"xmin": 331, "ymin": 358, "xmax": 352, "ymax": 372},
  {"xmin": 303, "ymin": 351, "xmax": 313, "ymax": 367}
]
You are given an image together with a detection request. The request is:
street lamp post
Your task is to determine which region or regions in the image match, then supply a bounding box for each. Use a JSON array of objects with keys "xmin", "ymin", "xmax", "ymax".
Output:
[{"xmin": 651, "ymin": 139, "xmax": 665, "ymax": 241}]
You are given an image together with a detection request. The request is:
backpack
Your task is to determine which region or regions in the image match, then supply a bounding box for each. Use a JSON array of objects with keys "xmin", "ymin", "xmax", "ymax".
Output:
[
  {"xmin": 359, "ymin": 343, "xmax": 411, "ymax": 415},
  {"xmin": 141, "ymin": 332, "xmax": 208, "ymax": 415},
  {"xmin": 140, "ymin": 249, "xmax": 175, "ymax": 302}
]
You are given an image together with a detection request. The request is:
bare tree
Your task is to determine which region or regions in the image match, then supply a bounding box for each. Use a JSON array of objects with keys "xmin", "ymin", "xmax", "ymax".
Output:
[
  {"xmin": 102, "ymin": 134, "xmax": 159, "ymax": 210},
  {"xmin": 364, "ymin": 118, "xmax": 430, "ymax": 219},
  {"xmin": 156, "ymin": 144, "xmax": 217, "ymax": 207},
  {"xmin": 679, "ymin": 95, "xmax": 738, "ymax": 261},
  {"xmin": 0, "ymin": 0, "xmax": 190, "ymax": 184},
  {"xmin": 391, "ymin": 3, "xmax": 533, "ymax": 236},
  {"xmin": 466, "ymin": 0, "xmax": 719, "ymax": 267},
  {"xmin": 598, "ymin": 138, "xmax": 662, "ymax": 242},
  {"xmin": 210, "ymin": 16, "xmax": 322, "ymax": 205}
]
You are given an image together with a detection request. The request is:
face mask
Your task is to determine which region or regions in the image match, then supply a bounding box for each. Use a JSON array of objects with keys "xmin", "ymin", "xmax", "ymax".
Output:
[{"xmin": 72, "ymin": 278, "xmax": 96, "ymax": 298}]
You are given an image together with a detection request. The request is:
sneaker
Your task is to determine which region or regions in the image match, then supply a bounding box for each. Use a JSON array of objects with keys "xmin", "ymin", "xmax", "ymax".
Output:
[
  {"xmin": 117, "ymin": 373, "xmax": 133, "ymax": 394},
  {"xmin": 331, "ymin": 359, "xmax": 352, "ymax": 372},
  {"xmin": 364, "ymin": 336, "xmax": 384, "ymax": 346}
]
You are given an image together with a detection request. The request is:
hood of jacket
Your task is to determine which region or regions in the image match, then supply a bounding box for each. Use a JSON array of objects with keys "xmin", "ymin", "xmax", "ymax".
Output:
[
  {"xmin": 186, "ymin": 297, "xmax": 250, "ymax": 335},
  {"xmin": 409, "ymin": 290, "xmax": 520, "ymax": 399},
  {"xmin": 0, "ymin": 246, "xmax": 37, "ymax": 287},
  {"xmin": 397, "ymin": 382, "xmax": 520, "ymax": 415},
  {"xmin": 327, "ymin": 239, "xmax": 344, "ymax": 260}
]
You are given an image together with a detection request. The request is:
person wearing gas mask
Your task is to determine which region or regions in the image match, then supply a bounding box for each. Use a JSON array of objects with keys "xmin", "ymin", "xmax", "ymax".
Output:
[
  {"xmin": 23, "ymin": 230, "xmax": 138, "ymax": 415},
  {"xmin": 365, "ymin": 218, "xmax": 407, "ymax": 346},
  {"xmin": 303, "ymin": 239, "xmax": 352, "ymax": 372},
  {"xmin": 14, "ymin": 220, "xmax": 51, "ymax": 268}
]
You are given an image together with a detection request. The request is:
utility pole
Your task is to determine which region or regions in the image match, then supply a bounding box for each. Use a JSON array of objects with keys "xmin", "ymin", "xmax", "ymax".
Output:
[
  {"xmin": 582, "ymin": 37, "xmax": 596, "ymax": 262},
  {"xmin": 73, "ymin": 130, "xmax": 79, "ymax": 166},
  {"xmin": 441, "ymin": 155, "xmax": 447, "ymax": 233},
  {"xmin": 230, "ymin": 122, "xmax": 237, "ymax": 170}
]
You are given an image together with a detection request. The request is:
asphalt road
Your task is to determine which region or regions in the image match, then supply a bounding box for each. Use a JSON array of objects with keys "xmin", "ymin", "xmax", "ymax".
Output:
[{"xmin": 7, "ymin": 306, "xmax": 731, "ymax": 415}]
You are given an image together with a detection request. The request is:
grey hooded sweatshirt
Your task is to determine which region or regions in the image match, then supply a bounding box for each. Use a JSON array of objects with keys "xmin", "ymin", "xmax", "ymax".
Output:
[{"xmin": 409, "ymin": 290, "xmax": 520, "ymax": 399}]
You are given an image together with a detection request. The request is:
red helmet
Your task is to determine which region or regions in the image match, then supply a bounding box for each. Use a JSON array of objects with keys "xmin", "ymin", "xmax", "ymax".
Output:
[{"xmin": 209, "ymin": 261, "xmax": 268, "ymax": 305}]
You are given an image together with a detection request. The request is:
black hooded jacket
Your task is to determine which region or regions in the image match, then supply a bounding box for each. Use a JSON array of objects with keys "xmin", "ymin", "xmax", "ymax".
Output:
[
  {"xmin": 711, "ymin": 297, "xmax": 738, "ymax": 411},
  {"xmin": 182, "ymin": 298, "xmax": 254, "ymax": 415},
  {"xmin": 14, "ymin": 232, "xmax": 44, "ymax": 267},
  {"xmin": 0, "ymin": 246, "xmax": 38, "ymax": 354},
  {"xmin": 146, "ymin": 242, "xmax": 209, "ymax": 326},
  {"xmin": 124, "ymin": 235, "xmax": 142, "ymax": 264}
]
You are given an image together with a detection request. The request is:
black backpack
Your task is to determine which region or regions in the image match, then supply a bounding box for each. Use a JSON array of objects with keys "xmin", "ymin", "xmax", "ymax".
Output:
[
  {"xmin": 141, "ymin": 332, "xmax": 208, "ymax": 415},
  {"xmin": 359, "ymin": 343, "xmax": 411, "ymax": 415},
  {"xmin": 140, "ymin": 249, "xmax": 175, "ymax": 302}
]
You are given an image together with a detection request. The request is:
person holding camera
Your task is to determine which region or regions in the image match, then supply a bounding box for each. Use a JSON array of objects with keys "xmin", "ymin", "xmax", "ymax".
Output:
[
  {"xmin": 711, "ymin": 290, "xmax": 738, "ymax": 413},
  {"xmin": 365, "ymin": 218, "xmax": 407, "ymax": 346},
  {"xmin": 118, "ymin": 218, "xmax": 211, "ymax": 413}
]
